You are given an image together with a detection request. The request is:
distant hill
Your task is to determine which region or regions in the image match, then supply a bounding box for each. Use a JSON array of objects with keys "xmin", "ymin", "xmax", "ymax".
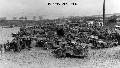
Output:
[{"xmin": 92, "ymin": 13, "xmax": 120, "ymax": 17}]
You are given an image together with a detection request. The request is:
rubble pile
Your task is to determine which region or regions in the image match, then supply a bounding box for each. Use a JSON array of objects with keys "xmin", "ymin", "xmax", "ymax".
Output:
[{"xmin": 3, "ymin": 22, "xmax": 120, "ymax": 58}]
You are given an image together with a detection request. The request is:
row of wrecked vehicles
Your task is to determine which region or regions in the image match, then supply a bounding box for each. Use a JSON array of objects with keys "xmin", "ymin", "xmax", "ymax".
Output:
[{"xmin": 8, "ymin": 23, "xmax": 120, "ymax": 58}]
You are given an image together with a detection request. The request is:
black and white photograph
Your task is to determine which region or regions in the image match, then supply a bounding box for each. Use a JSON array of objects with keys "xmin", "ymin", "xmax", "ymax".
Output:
[{"xmin": 0, "ymin": 0, "xmax": 120, "ymax": 68}]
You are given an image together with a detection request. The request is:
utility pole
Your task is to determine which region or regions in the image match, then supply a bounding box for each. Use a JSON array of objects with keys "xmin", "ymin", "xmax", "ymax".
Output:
[{"xmin": 103, "ymin": 0, "xmax": 105, "ymax": 25}]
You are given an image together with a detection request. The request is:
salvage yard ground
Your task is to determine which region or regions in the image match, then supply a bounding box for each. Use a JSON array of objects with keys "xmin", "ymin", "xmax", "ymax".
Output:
[
  {"xmin": 1, "ymin": 47, "xmax": 120, "ymax": 68},
  {"xmin": 1, "ymin": 27, "xmax": 120, "ymax": 68}
]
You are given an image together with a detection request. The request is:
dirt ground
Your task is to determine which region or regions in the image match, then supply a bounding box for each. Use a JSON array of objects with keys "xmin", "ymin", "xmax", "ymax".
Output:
[{"xmin": 0, "ymin": 46, "xmax": 120, "ymax": 68}]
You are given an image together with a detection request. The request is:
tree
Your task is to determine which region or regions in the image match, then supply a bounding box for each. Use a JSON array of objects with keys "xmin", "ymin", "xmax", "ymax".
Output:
[
  {"xmin": 39, "ymin": 16, "xmax": 43, "ymax": 20},
  {"xmin": 107, "ymin": 15, "xmax": 117, "ymax": 24},
  {"xmin": 33, "ymin": 16, "xmax": 36, "ymax": 21},
  {"xmin": 13, "ymin": 17, "xmax": 17, "ymax": 20}
]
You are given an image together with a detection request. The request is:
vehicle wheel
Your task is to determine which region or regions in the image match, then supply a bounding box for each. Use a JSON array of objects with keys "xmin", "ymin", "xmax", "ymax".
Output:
[
  {"xmin": 113, "ymin": 43, "xmax": 118, "ymax": 46},
  {"xmin": 53, "ymin": 49, "xmax": 63, "ymax": 58},
  {"xmin": 45, "ymin": 43, "xmax": 53, "ymax": 49},
  {"xmin": 100, "ymin": 43, "xmax": 105, "ymax": 48}
]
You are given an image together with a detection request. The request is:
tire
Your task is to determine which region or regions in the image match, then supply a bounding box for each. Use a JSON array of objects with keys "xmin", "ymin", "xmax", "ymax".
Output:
[
  {"xmin": 53, "ymin": 49, "xmax": 64, "ymax": 58},
  {"xmin": 44, "ymin": 43, "xmax": 53, "ymax": 49},
  {"xmin": 100, "ymin": 43, "xmax": 105, "ymax": 48}
]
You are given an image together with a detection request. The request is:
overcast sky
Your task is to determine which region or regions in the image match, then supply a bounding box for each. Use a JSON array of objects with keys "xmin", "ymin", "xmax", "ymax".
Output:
[{"xmin": 0, "ymin": 0, "xmax": 120, "ymax": 19}]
